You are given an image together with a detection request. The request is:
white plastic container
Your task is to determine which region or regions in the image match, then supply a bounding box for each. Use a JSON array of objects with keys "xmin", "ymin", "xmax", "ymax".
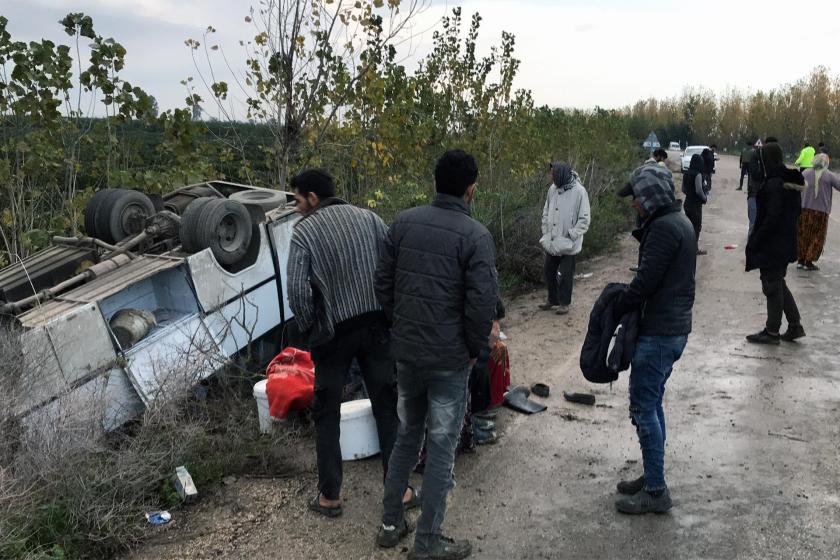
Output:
[
  {"xmin": 253, "ymin": 379, "xmax": 273, "ymax": 433},
  {"xmin": 339, "ymin": 398, "xmax": 381, "ymax": 461}
]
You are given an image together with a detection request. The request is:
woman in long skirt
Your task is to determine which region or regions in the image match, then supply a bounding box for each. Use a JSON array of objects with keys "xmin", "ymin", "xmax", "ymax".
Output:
[{"xmin": 798, "ymin": 153, "xmax": 840, "ymax": 271}]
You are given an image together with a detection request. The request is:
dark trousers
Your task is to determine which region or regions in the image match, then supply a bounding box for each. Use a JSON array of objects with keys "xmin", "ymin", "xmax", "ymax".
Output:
[
  {"xmin": 739, "ymin": 164, "xmax": 749, "ymax": 189},
  {"xmin": 310, "ymin": 321, "xmax": 398, "ymax": 500},
  {"xmin": 759, "ymin": 266, "xmax": 801, "ymax": 334},
  {"xmin": 683, "ymin": 200, "xmax": 702, "ymax": 242},
  {"xmin": 543, "ymin": 253, "xmax": 576, "ymax": 306}
]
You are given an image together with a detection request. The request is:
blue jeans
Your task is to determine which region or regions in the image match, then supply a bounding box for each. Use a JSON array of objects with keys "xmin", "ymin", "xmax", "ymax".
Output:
[
  {"xmin": 747, "ymin": 196, "xmax": 757, "ymax": 237},
  {"xmin": 382, "ymin": 362, "xmax": 469, "ymax": 551},
  {"xmin": 628, "ymin": 335, "xmax": 688, "ymax": 491}
]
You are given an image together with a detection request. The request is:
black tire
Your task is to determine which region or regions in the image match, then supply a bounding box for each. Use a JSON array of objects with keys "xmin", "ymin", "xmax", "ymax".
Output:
[
  {"xmin": 229, "ymin": 189, "xmax": 287, "ymax": 212},
  {"xmin": 179, "ymin": 197, "xmax": 215, "ymax": 253},
  {"xmin": 96, "ymin": 190, "xmax": 156, "ymax": 243},
  {"xmin": 181, "ymin": 199, "xmax": 253, "ymax": 265},
  {"xmin": 83, "ymin": 188, "xmax": 117, "ymax": 238}
]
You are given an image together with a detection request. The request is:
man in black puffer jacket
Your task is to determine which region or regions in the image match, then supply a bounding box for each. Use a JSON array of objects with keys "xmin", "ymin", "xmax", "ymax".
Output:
[
  {"xmin": 375, "ymin": 149, "xmax": 497, "ymax": 559},
  {"xmin": 613, "ymin": 164, "xmax": 697, "ymax": 515}
]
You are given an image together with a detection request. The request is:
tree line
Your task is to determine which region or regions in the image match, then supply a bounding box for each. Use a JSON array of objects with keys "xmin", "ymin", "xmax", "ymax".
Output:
[
  {"xmin": 625, "ymin": 67, "xmax": 840, "ymax": 157},
  {"xmin": 1, "ymin": 4, "xmax": 641, "ymax": 283}
]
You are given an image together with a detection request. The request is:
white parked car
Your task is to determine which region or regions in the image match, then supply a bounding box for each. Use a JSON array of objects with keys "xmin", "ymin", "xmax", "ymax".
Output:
[
  {"xmin": 681, "ymin": 145, "xmax": 709, "ymax": 171},
  {"xmin": 668, "ymin": 141, "xmax": 681, "ymax": 151}
]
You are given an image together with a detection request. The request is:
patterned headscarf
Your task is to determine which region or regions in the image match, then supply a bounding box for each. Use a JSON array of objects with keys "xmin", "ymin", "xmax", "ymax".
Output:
[
  {"xmin": 812, "ymin": 153, "xmax": 830, "ymax": 196},
  {"xmin": 629, "ymin": 164, "xmax": 676, "ymax": 214}
]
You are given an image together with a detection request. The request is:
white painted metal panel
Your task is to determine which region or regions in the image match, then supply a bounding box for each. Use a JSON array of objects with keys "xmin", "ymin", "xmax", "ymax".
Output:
[
  {"xmin": 203, "ymin": 280, "xmax": 281, "ymax": 358},
  {"xmin": 186, "ymin": 227, "xmax": 276, "ymax": 313},
  {"xmin": 46, "ymin": 302, "xmax": 117, "ymax": 382},
  {"xmin": 267, "ymin": 213, "xmax": 299, "ymax": 322},
  {"xmin": 18, "ymin": 303, "xmax": 117, "ymax": 412},
  {"xmin": 124, "ymin": 315, "xmax": 222, "ymax": 407},
  {"xmin": 20, "ymin": 367, "xmax": 144, "ymax": 443}
]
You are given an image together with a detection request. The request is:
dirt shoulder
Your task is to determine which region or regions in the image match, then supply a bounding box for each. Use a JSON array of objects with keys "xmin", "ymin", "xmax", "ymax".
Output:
[{"xmin": 126, "ymin": 154, "xmax": 840, "ymax": 560}]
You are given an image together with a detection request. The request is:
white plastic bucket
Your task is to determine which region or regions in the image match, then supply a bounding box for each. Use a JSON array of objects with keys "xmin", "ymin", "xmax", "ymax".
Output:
[
  {"xmin": 339, "ymin": 399, "xmax": 380, "ymax": 461},
  {"xmin": 253, "ymin": 379, "xmax": 273, "ymax": 433}
]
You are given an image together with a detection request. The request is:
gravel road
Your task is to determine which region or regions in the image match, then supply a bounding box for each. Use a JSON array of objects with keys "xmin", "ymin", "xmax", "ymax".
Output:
[{"xmin": 126, "ymin": 153, "xmax": 840, "ymax": 560}]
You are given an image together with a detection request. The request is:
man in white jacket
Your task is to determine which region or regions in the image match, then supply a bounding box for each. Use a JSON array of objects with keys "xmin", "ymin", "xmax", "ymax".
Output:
[{"xmin": 539, "ymin": 162, "xmax": 591, "ymax": 314}]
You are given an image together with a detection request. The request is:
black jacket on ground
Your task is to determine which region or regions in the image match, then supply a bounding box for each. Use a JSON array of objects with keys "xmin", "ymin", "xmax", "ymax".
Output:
[
  {"xmin": 613, "ymin": 201, "xmax": 697, "ymax": 336},
  {"xmin": 375, "ymin": 193, "xmax": 498, "ymax": 369},
  {"xmin": 580, "ymin": 283, "xmax": 640, "ymax": 384}
]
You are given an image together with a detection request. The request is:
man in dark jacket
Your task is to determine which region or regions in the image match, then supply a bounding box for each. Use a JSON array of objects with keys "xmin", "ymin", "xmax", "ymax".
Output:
[
  {"xmin": 701, "ymin": 145, "xmax": 716, "ymax": 192},
  {"xmin": 614, "ymin": 164, "xmax": 697, "ymax": 514},
  {"xmin": 286, "ymin": 169, "xmax": 415, "ymax": 518},
  {"xmin": 745, "ymin": 141, "xmax": 806, "ymax": 344},
  {"xmin": 738, "ymin": 141, "xmax": 755, "ymax": 191},
  {"xmin": 375, "ymin": 150, "xmax": 498, "ymax": 559}
]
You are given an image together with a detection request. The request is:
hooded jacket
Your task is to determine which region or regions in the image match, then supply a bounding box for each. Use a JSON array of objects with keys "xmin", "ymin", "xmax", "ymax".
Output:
[
  {"xmin": 614, "ymin": 201, "xmax": 697, "ymax": 336},
  {"xmin": 540, "ymin": 163, "xmax": 591, "ymax": 256},
  {"xmin": 746, "ymin": 143, "xmax": 806, "ymax": 271},
  {"xmin": 682, "ymin": 153, "xmax": 708, "ymax": 206}
]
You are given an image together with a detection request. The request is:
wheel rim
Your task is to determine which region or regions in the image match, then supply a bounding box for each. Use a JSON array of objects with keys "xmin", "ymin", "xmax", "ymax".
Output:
[
  {"xmin": 119, "ymin": 203, "xmax": 148, "ymax": 235},
  {"xmin": 216, "ymin": 213, "xmax": 245, "ymax": 252}
]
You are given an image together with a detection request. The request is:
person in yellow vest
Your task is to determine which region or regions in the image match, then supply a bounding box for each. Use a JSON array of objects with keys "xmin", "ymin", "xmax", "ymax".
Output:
[{"xmin": 795, "ymin": 142, "xmax": 816, "ymax": 171}]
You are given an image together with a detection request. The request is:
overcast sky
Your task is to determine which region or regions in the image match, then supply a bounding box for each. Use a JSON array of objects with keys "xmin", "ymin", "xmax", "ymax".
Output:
[{"xmin": 5, "ymin": 0, "xmax": 840, "ymax": 115}]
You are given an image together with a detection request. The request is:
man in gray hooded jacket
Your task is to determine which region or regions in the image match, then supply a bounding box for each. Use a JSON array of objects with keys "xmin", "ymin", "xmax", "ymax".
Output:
[{"xmin": 539, "ymin": 162, "xmax": 591, "ymax": 314}]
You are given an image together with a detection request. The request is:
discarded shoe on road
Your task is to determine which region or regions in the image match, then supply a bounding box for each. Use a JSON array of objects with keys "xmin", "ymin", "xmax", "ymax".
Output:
[
  {"xmin": 503, "ymin": 385, "xmax": 547, "ymax": 415},
  {"xmin": 563, "ymin": 391, "xmax": 596, "ymax": 406},
  {"xmin": 531, "ymin": 382, "xmax": 550, "ymax": 398}
]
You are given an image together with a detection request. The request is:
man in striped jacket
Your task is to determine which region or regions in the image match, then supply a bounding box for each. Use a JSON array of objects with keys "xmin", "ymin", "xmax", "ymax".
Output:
[{"xmin": 287, "ymin": 169, "xmax": 415, "ymax": 518}]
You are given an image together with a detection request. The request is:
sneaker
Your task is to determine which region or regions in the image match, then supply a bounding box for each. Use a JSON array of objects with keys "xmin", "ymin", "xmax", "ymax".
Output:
[
  {"xmin": 377, "ymin": 518, "xmax": 414, "ymax": 549},
  {"xmin": 746, "ymin": 329, "xmax": 780, "ymax": 345},
  {"xmin": 697, "ymin": 249, "xmax": 708, "ymax": 256},
  {"xmin": 628, "ymin": 266, "xmax": 639, "ymax": 272},
  {"xmin": 555, "ymin": 305, "xmax": 570, "ymax": 315},
  {"xmin": 473, "ymin": 426, "xmax": 498, "ymax": 445},
  {"xmin": 473, "ymin": 417, "xmax": 495, "ymax": 431},
  {"xmin": 616, "ymin": 475, "xmax": 645, "ymax": 495},
  {"xmin": 796, "ymin": 261, "xmax": 805, "ymax": 269},
  {"xmin": 538, "ymin": 303, "xmax": 559, "ymax": 311},
  {"xmin": 781, "ymin": 324, "xmax": 806, "ymax": 342},
  {"xmin": 409, "ymin": 535, "xmax": 472, "ymax": 560},
  {"xmin": 615, "ymin": 488, "xmax": 673, "ymax": 515},
  {"xmin": 804, "ymin": 262, "xmax": 819, "ymax": 271}
]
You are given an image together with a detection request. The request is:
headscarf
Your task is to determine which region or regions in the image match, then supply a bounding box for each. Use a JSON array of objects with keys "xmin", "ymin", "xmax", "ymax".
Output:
[
  {"xmin": 684, "ymin": 154, "xmax": 704, "ymax": 178},
  {"xmin": 550, "ymin": 161, "xmax": 576, "ymax": 191},
  {"xmin": 812, "ymin": 153, "xmax": 830, "ymax": 196},
  {"xmin": 762, "ymin": 142, "xmax": 805, "ymax": 187}
]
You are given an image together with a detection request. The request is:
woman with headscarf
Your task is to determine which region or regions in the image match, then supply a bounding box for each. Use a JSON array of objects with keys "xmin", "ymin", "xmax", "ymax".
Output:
[
  {"xmin": 797, "ymin": 153, "xmax": 840, "ymax": 271},
  {"xmin": 539, "ymin": 162, "xmax": 591, "ymax": 315},
  {"xmin": 745, "ymin": 142, "xmax": 807, "ymax": 344},
  {"xmin": 682, "ymin": 153, "xmax": 708, "ymax": 255}
]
